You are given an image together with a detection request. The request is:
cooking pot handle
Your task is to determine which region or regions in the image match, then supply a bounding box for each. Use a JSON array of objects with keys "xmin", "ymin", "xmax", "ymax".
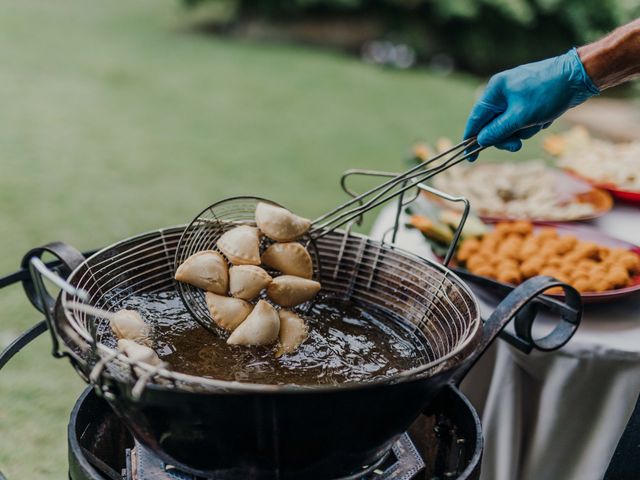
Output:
[
  {"xmin": 452, "ymin": 275, "xmax": 581, "ymax": 385},
  {"xmin": 21, "ymin": 242, "xmax": 87, "ymax": 358}
]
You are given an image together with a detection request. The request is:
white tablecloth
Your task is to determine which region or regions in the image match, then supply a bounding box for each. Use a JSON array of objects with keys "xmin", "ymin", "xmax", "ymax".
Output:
[{"xmin": 370, "ymin": 203, "xmax": 640, "ymax": 480}]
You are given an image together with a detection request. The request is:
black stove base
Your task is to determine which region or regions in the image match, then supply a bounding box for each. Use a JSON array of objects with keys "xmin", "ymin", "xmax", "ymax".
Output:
[
  {"xmin": 68, "ymin": 387, "xmax": 481, "ymax": 480},
  {"xmin": 128, "ymin": 433, "xmax": 423, "ymax": 480}
]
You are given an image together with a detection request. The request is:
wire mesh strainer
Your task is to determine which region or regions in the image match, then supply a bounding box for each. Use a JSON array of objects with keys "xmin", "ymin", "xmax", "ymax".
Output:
[{"xmin": 174, "ymin": 139, "xmax": 483, "ymax": 332}]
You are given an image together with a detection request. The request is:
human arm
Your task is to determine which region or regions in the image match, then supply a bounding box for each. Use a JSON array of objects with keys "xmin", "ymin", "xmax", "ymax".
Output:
[{"xmin": 464, "ymin": 18, "xmax": 640, "ymax": 157}]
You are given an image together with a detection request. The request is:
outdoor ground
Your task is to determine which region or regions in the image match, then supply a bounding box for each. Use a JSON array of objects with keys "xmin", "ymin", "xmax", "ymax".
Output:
[{"xmin": 0, "ymin": 1, "xmax": 546, "ymax": 478}]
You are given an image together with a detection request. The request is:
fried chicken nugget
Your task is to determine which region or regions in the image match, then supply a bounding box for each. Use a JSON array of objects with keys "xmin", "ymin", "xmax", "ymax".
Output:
[
  {"xmin": 498, "ymin": 259, "xmax": 519, "ymax": 271},
  {"xmin": 572, "ymin": 277, "xmax": 593, "ymax": 293},
  {"xmin": 574, "ymin": 242, "xmax": 600, "ymax": 260},
  {"xmin": 520, "ymin": 257, "xmax": 544, "ymax": 278},
  {"xmin": 619, "ymin": 252, "xmax": 640, "ymax": 273},
  {"xmin": 606, "ymin": 266, "xmax": 630, "ymax": 288},
  {"xmin": 519, "ymin": 236, "xmax": 540, "ymax": 261},
  {"xmin": 591, "ymin": 278, "xmax": 613, "ymax": 292},
  {"xmin": 540, "ymin": 241, "xmax": 560, "ymax": 257},
  {"xmin": 457, "ymin": 238, "xmax": 481, "ymax": 262},
  {"xmin": 544, "ymin": 286, "xmax": 564, "ymax": 295},
  {"xmin": 498, "ymin": 241, "xmax": 520, "ymax": 260},
  {"xmin": 511, "ymin": 221, "xmax": 534, "ymax": 236},
  {"xmin": 556, "ymin": 235, "xmax": 578, "ymax": 255},
  {"xmin": 495, "ymin": 222, "xmax": 514, "ymax": 236},
  {"xmin": 598, "ymin": 246, "xmax": 612, "ymax": 261},
  {"xmin": 470, "ymin": 265, "xmax": 496, "ymax": 277},
  {"xmin": 497, "ymin": 268, "xmax": 522, "ymax": 284},
  {"xmin": 546, "ymin": 256, "xmax": 563, "ymax": 269},
  {"xmin": 538, "ymin": 227, "xmax": 558, "ymax": 241},
  {"xmin": 466, "ymin": 253, "xmax": 491, "ymax": 271}
]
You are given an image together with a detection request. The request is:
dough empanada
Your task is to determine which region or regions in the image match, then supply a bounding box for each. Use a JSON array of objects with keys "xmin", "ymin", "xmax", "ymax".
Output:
[
  {"xmin": 217, "ymin": 225, "xmax": 261, "ymax": 265},
  {"xmin": 267, "ymin": 275, "xmax": 321, "ymax": 307},
  {"xmin": 276, "ymin": 310, "xmax": 308, "ymax": 357},
  {"xmin": 227, "ymin": 300, "xmax": 280, "ymax": 346},
  {"xmin": 174, "ymin": 250, "xmax": 228, "ymax": 294},
  {"xmin": 261, "ymin": 242, "xmax": 313, "ymax": 279},
  {"xmin": 205, "ymin": 292, "xmax": 252, "ymax": 331},
  {"xmin": 110, "ymin": 309, "xmax": 151, "ymax": 346},
  {"xmin": 117, "ymin": 339, "xmax": 162, "ymax": 367},
  {"xmin": 229, "ymin": 265, "xmax": 272, "ymax": 300},
  {"xmin": 255, "ymin": 202, "xmax": 311, "ymax": 242}
]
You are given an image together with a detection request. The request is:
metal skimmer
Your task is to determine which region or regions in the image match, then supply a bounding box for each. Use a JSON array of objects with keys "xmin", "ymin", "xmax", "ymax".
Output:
[{"xmin": 174, "ymin": 138, "xmax": 482, "ymax": 332}]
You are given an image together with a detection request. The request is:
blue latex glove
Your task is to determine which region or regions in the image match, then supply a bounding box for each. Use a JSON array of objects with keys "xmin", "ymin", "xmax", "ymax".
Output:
[{"xmin": 464, "ymin": 48, "xmax": 599, "ymax": 160}]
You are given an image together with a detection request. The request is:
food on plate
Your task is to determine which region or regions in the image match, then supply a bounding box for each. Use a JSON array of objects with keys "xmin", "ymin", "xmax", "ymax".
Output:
[
  {"xmin": 174, "ymin": 250, "xmax": 229, "ymax": 293},
  {"xmin": 267, "ymin": 275, "xmax": 322, "ymax": 307},
  {"xmin": 205, "ymin": 292, "xmax": 252, "ymax": 331},
  {"xmin": 109, "ymin": 309, "xmax": 152, "ymax": 346},
  {"xmin": 262, "ymin": 242, "xmax": 313, "ymax": 279},
  {"xmin": 546, "ymin": 126, "xmax": 640, "ymax": 192},
  {"xmin": 276, "ymin": 310, "xmax": 309, "ymax": 357},
  {"xmin": 227, "ymin": 300, "xmax": 280, "ymax": 346},
  {"xmin": 431, "ymin": 160, "xmax": 597, "ymax": 220},
  {"xmin": 117, "ymin": 339, "xmax": 162, "ymax": 367},
  {"xmin": 408, "ymin": 215, "xmax": 454, "ymax": 245},
  {"xmin": 217, "ymin": 225, "xmax": 262, "ymax": 265},
  {"xmin": 439, "ymin": 210, "xmax": 488, "ymax": 238},
  {"xmin": 255, "ymin": 202, "xmax": 311, "ymax": 242},
  {"xmin": 456, "ymin": 221, "xmax": 640, "ymax": 293},
  {"xmin": 407, "ymin": 205, "xmax": 488, "ymax": 253},
  {"xmin": 228, "ymin": 265, "xmax": 272, "ymax": 300}
]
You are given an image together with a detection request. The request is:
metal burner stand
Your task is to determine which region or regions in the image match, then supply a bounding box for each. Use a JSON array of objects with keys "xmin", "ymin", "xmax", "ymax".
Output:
[{"xmin": 68, "ymin": 385, "xmax": 481, "ymax": 480}]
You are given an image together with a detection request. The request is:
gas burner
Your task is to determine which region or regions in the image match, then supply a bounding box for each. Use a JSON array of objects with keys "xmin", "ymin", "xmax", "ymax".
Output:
[
  {"xmin": 68, "ymin": 386, "xmax": 482, "ymax": 480},
  {"xmin": 127, "ymin": 434, "xmax": 424, "ymax": 480}
]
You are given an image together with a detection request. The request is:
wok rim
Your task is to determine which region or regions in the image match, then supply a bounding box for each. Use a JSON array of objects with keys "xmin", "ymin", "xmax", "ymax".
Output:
[{"xmin": 59, "ymin": 225, "xmax": 482, "ymax": 394}]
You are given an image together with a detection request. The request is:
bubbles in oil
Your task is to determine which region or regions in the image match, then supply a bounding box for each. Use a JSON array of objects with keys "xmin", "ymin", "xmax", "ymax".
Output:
[{"xmin": 119, "ymin": 290, "xmax": 428, "ymax": 386}]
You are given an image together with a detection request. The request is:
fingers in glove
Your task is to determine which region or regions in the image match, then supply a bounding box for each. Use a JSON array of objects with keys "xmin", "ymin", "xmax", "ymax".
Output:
[
  {"xmin": 464, "ymin": 101, "xmax": 502, "ymax": 161},
  {"xmin": 464, "ymin": 101, "xmax": 501, "ymax": 140},
  {"xmin": 495, "ymin": 137, "xmax": 523, "ymax": 152},
  {"xmin": 477, "ymin": 109, "xmax": 525, "ymax": 147},
  {"xmin": 515, "ymin": 125, "xmax": 543, "ymax": 140}
]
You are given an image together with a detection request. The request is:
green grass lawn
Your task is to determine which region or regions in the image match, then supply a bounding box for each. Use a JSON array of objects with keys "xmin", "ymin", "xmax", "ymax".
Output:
[{"xmin": 0, "ymin": 1, "xmax": 548, "ymax": 477}]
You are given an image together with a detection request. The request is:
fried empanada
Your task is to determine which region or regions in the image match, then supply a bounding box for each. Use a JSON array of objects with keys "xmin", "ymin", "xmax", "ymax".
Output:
[
  {"xmin": 110, "ymin": 309, "xmax": 151, "ymax": 346},
  {"xmin": 229, "ymin": 265, "xmax": 272, "ymax": 300},
  {"xmin": 262, "ymin": 242, "xmax": 313, "ymax": 279},
  {"xmin": 267, "ymin": 275, "xmax": 321, "ymax": 307},
  {"xmin": 205, "ymin": 292, "xmax": 252, "ymax": 331},
  {"xmin": 174, "ymin": 250, "xmax": 229, "ymax": 294},
  {"xmin": 255, "ymin": 202, "xmax": 311, "ymax": 242},
  {"xmin": 276, "ymin": 310, "xmax": 309, "ymax": 357},
  {"xmin": 227, "ymin": 300, "xmax": 280, "ymax": 346},
  {"xmin": 117, "ymin": 339, "xmax": 162, "ymax": 367},
  {"xmin": 217, "ymin": 225, "xmax": 261, "ymax": 265}
]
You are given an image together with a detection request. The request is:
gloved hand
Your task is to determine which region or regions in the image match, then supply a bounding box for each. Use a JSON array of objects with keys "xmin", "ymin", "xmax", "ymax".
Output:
[{"xmin": 464, "ymin": 48, "xmax": 599, "ymax": 160}]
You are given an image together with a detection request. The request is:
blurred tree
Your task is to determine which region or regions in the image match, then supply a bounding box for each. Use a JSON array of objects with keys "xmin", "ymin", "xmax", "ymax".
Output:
[{"xmin": 183, "ymin": 0, "xmax": 639, "ymax": 74}]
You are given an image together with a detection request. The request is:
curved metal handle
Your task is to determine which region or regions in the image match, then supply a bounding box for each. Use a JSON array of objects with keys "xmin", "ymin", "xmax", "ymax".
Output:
[
  {"xmin": 21, "ymin": 242, "xmax": 86, "ymax": 314},
  {"xmin": 487, "ymin": 276, "xmax": 581, "ymax": 353},
  {"xmin": 22, "ymin": 243, "xmax": 88, "ymax": 358},
  {"xmin": 452, "ymin": 276, "xmax": 582, "ymax": 384},
  {"xmin": 339, "ymin": 169, "xmax": 470, "ymax": 267}
]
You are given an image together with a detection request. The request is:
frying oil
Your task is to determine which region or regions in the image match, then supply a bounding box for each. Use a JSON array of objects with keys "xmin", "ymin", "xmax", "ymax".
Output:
[{"xmin": 118, "ymin": 291, "xmax": 427, "ymax": 385}]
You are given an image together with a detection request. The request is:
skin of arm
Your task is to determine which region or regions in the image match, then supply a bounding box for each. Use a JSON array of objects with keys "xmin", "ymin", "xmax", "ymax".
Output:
[{"xmin": 578, "ymin": 18, "xmax": 640, "ymax": 90}]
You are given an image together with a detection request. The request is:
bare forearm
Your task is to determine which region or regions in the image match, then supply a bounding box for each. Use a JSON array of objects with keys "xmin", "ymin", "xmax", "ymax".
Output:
[{"xmin": 578, "ymin": 18, "xmax": 640, "ymax": 90}]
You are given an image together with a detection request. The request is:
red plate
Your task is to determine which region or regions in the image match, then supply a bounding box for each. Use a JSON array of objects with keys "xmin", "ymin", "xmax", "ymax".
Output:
[
  {"xmin": 564, "ymin": 168, "xmax": 640, "ymax": 204},
  {"xmin": 455, "ymin": 222, "xmax": 640, "ymax": 304}
]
